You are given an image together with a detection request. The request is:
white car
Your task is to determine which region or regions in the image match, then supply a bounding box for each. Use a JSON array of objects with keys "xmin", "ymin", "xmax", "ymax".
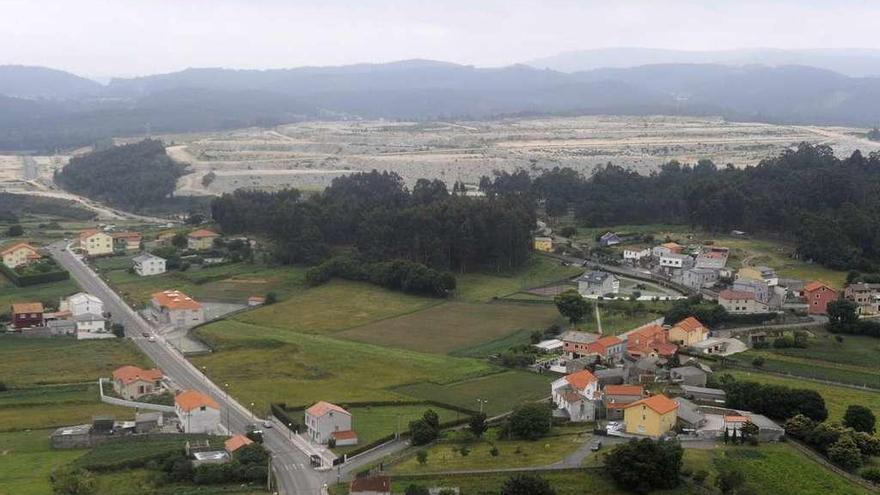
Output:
[{"xmin": 262, "ymin": 420, "xmax": 273, "ymax": 429}]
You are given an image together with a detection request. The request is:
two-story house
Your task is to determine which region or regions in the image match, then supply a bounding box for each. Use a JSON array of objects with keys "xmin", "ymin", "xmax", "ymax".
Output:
[
  {"xmin": 667, "ymin": 317, "xmax": 709, "ymax": 346},
  {"xmin": 112, "ymin": 365, "xmax": 164, "ymax": 399},
  {"xmin": 603, "ymin": 384, "xmax": 645, "ymax": 420},
  {"xmin": 133, "ymin": 254, "xmax": 167, "ymax": 276},
  {"xmin": 804, "ymin": 281, "xmax": 838, "ymax": 315},
  {"xmin": 175, "ymin": 390, "xmax": 220, "ymax": 434},
  {"xmin": 149, "ymin": 290, "xmax": 204, "ymax": 328},
  {"xmin": 79, "ymin": 229, "xmax": 114, "ymax": 256},
  {"xmin": 551, "ymin": 370, "xmax": 600, "ymax": 422},
  {"xmin": 623, "ymin": 394, "xmax": 678, "ymax": 437},
  {"xmin": 1, "ymin": 242, "xmax": 41, "ymax": 269},
  {"xmin": 718, "ymin": 289, "xmax": 769, "ymax": 314},
  {"xmin": 305, "ymin": 401, "xmax": 358, "ymax": 446},
  {"xmin": 844, "ymin": 283, "xmax": 880, "ymax": 315},
  {"xmin": 577, "ymin": 271, "xmax": 619, "ymax": 297},
  {"xmin": 111, "ymin": 231, "xmax": 142, "ymax": 251},
  {"xmin": 187, "ymin": 229, "xmax": 220, "ymax": 251},
  {"xmin": 11, "ymin": 302, "xmax": 44, "ymax": 329}
]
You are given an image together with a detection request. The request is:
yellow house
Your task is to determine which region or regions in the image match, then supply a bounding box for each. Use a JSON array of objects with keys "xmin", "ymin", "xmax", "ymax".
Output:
[
  {"xmin": 623, "ymin": 394, "xmax": 678, "ymax": 437},
  {"xmin": 667, "ymin": 316, "xmax": 709, "ymax": 346},
  {"xmin": 79, "ymin": 229, "xmax": 114, "ymax": 257},
  {"xmin": 534, "ymin": 236, "xmax": 553, "ymax": 252},
  {"xmin": 1, "ymin": 242, "xmax": 41, "ymax": 269},
  {"xmin": 187, "ymin": 229, "xmax": 220, "ymax": 251}
]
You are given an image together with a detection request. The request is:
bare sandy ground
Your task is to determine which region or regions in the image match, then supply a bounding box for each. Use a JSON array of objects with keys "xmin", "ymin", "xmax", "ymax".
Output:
[{"xmin": 152, "ymin": 115, "xmax": 880, "ymax": 196}]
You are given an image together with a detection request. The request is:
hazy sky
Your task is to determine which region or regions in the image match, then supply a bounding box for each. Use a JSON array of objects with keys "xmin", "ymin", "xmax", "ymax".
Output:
[{"xmin": 3, "ymin": 0, "xmax": 880, "ymax": 77}]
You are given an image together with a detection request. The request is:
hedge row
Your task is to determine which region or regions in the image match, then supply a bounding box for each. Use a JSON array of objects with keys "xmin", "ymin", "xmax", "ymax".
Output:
[{"xmin": 0, "ymin": 263, "xmax": 69, "ymax": 287}]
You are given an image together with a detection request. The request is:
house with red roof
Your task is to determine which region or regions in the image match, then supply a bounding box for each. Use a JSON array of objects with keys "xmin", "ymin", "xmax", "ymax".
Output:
[
  {"xmin": 667, "ymin": 317, "xmax": 709, "ymax": 346},
  {"xmin": 583, "ymin": 335, "xmax": 626, "ymax": 362},
  {"xmin": 175, "ymin": 390, "xmax": 220, "ymax": 433},
  {"xmin": 149, "ymin": 290, "xmax": 204, "ymax": 329},
  {"xmin": 224, "ymin": 434, "xmax": 253, "ymax": 454},
  {"xmin": 626, "ymin": 324, "xmax": 677, "ymax": 358},
  {"xmin": 305, "ymin": 401, "xmax": 357, "ymax": 446},
  {"xmin": 804, "ymin": 281, "xmax": 837, "ymax": 315},
  {"xmin": 1, "ymin": 242, "xmax": 41, "ymax": 269},
  {"xmin": 350, "ymin": 476, "xmax": 391, "ymax": 495},
  {"xmin": 112, "ymin": 365, "xmax": 163, "ymax": 399},
  {"xmin": 187, "ymin": 229, "xmax": 220, "ymax": 251},
  {"xmin": 551, "ymin": 369, "xmax": 600, "ymax": 422}
]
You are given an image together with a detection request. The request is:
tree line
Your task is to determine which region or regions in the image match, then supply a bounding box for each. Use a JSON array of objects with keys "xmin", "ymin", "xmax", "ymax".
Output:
[
  {"xmin": 55, "ymin": 139, "xmax": 187, "ymax": 210},
  {"xmin": 531, "ymin": 143, "xmax": 880, "ymax": 272},
  {"xmin": 211, "ymin": 171, "xmax": 536, "ymax": 274}
]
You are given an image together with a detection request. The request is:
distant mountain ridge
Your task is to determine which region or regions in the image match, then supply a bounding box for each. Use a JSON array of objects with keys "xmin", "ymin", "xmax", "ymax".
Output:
[
  {"xmin": 526, "ymin": 47, "xmax": 880, "ymax": 77},
  {"xmin": 0, "ymin": 65, "xmax": 102, "ymax": 99},
  {"xmin": 2, "ymin": 58, "xmax": 880, "ymax": 151}
]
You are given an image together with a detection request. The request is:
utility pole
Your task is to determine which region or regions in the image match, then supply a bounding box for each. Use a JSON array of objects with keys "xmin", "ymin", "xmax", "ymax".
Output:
[
  {"xmin": 476, "ymin": 399, "xmax": 487, "ymax": 414},
  {"xmin": 595, "ymin": 302, "xmax": 603, "ymax": 335}
]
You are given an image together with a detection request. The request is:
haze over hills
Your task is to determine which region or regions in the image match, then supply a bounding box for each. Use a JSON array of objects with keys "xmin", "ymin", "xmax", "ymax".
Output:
[
  {"xmin": 2, "ymin": 56, "xmax": 880, "ymax": 151},
  {"xmin": 526, "ymin": 47, "xmax": 880, "ymax": 77}
]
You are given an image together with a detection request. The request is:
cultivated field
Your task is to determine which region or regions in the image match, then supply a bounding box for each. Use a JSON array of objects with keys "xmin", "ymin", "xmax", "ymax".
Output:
[
  {"xmin": 337, "ymin": 301, "xmax": 562, "ymax": 354},
  {"xmin": 157, "ymin": 116, "xmax": 880, "ymax": 195}
]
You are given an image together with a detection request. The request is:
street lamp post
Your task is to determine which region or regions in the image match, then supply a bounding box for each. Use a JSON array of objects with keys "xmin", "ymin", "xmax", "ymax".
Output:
[
  {"xmin": 250, "ymin": 402, "xmax": 256, "ymax": 421},
  {"xmin": 224, "ymin": 383, "xmax": 230, "ymax": 431},
  {"xmin": 476, "ymin": 398, "xmax": 488, "ymax": 414}
]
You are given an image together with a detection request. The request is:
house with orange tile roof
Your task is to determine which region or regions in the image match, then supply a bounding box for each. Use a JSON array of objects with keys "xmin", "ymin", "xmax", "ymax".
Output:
[
  {"xmin": 652, "ymin": 242, "xmax": 683, "ymax": 258},
  {"xmin": 804, "ymin": 280, "xmax": 837, "ymax": 315},
  {"xmin": 149, "ymin": 290, "xmax": 204, "ymax": 329},
  {"xmin": 187, "ymin": 229, "xmax": 220, "ymax": 251},
  {"xmin": 175, "ymin": 390, "xmax": 220, "ymax": 433},
  {"xmin": 584, "ymin": 335, "xmax": 627, "ymax": 361},
  {"xmin": 112, "ymin": 365, "xmax": 163, "ymax": 399},
  {"xmin": 626, "ymin": 324, "xmax": 678, "ymax": 358},
  {"xmin": 111, "ymin": 231, "xmax": 143, "ymax": 251},
  {"xmin": 224, "ymin": 434, "xmax": 254, "ymax": 454},
  {"xmin": 1, "ymin": 242, "xmax": 41, "ymax": 269},
  {"xmin": 78, "ymin": 229, "xmax": 114, "ymax": 256},
  {"xmin": 603, "ymin": 384, "xmax": 645, "ymax": 420},
  {"xmin": 667, "ymin": 317, "xmax": 709, "ymax": 346},
  {"xmin": 623, "ymin": 394, "xmax": 678, "ymax": 437},
  {"xmin": 551, "ymin": 369, "xmax": 601, "ymax": 422},
  {"xmin": 305, "ymin": 401, "xmax": 357, "ymax": 446}
]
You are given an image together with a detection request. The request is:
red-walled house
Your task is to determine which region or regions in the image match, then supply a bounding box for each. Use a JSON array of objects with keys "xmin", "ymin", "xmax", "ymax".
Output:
[
  {"xmin": 11, "ymin": 302, "xmax": 44, "ymax": 329},
  {"xmin": 804, "ymin": 281, "xmax": 837, "ymax": 315}
]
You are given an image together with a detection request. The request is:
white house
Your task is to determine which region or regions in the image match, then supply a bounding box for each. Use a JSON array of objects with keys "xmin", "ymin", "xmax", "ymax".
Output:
[
  {"xmin": 149, "ymin": 290, "xmax": 204, "ymax": 329},
  {"xmin": 305, "ymin": 401, "xmax": 357, "ymax": 446},
  {"xmin": 175, "ymin": 390, "xmax": 220, "ymax": 434},
  {"xmin": 623, "ymin": 247, "xmax": 651, "ymax": 262},
  {"xmin": 133, "ymin": 254, "xmax": 166, "ymax": 276},
  {"xmin": 551, "ymin": 370, "xmax": 600, "ymax": 422},
  {"xmin": 59, "ymin": 292, "xmax": 108, "ymax": 338},
  {"xmin": 577, "ymin": 271, "xmax": 620, "ymax": 297},
  {"xmin": 660, "ymin": 253, "xmax": 694, "ymax": 270}
]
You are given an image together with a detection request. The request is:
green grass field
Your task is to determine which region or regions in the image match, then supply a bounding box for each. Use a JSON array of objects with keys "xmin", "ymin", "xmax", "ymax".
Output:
[
  {"xmin": 0, "ymin": 274, "xmax": 78, "ymax": 314},
  {"xmin": 234, "ymin": 280, "xmax": 438, "ymax": 334},
  {"xmin": 391, "ymin": 425, "xmax": 591, "ymax": 474},
  {"xmin": 0, "ymin": 383, "xmax": 134, "ymax": 432},
  {"xmin": 0, "ymin": 429, "xmax": 85, "ymax": 495},
  {"xmin": 453, "ymin": 255, "xmax": 582, "ymax": 303},
  {"xmin": 192, "ymin": 320, "xmax": 495, "ymax": 411},
  {"xmin": 393, "ymin": 371, "xmax": 553, "ymax": 417},
  {"xmin": 722, "ymin": 370, "xmax": 880, "ymax": 426},
  {"xmin": 73, "ymin": 434, "xmax": 215, "ymax": 470},
  {"xmin": 105, "ymin": 261, "xmax": 307, "ymax": 305},
  {"xmin": 450, "ymin": 329, "xmax": 533, "ymax": 358},
  {"xmin": 337, "ymin": 405, "xmax": 464, "ymax": 455},
  {"xmin": 0, "ymin": 338, "xmax": 149, "ymax": 387},
  {"xmin": 338, "ymin": 301, "xmax": 562, "ymax": 354}
]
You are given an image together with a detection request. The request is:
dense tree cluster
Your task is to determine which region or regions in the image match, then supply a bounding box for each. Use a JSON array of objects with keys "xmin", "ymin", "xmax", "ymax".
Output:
[
  {"xmin": 605, "ymin": 439, "xmax": 683, "ymax": 494},
  {"xmin": 305, "ymin": 255, "xmax": 455, "ymax": 297},
  {"xmin": 533, "ymin": 144, "xmax": 880, "ymax": 271},
  {"xmin": 718, "ymin": 375, "xmax": 827, "ymax": 422},
  {"xmin": 503, "ymin": 403, "xmax": 551, "ymax": 440},
  {"xmin": 663, "ymin": 295, "xmax": 728, "ymax": 327},
  {"xmin": 211, "ymin": 171, "xmax": 535, "ymax": 272},
  {"xmin": 785, "ymin": 414, "xmax": 880, "ymax": 472},
  {"xmin": 408, "ymin": 409, "xmax": 442, "ymax": 446},
  {"xmin": 827, "ymin": 299, "xmax": 880, "ymax": 338},
  {"xmin": 56, "ymin": 139, "xmax": 187, "ymax": 210}
]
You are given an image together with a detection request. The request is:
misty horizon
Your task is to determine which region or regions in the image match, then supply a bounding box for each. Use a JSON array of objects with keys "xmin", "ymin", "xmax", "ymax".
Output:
[{"xmin": 5, "ymin": 0, "xmax": 880, "ymax": 78}]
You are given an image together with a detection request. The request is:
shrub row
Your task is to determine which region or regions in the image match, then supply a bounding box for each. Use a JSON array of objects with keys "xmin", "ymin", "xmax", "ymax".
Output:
[
  {"xmin": 305, "ymin": 255, "xmax": 455, "ymax": 297},
  {"xmin": 0, "ymin": 263, "xmax": 69, "ymax": 287}
]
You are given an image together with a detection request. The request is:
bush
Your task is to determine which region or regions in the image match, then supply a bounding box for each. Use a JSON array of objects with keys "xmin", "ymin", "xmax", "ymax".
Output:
[
  {"xmin": 7, "ymin": 224, "xmax": 23, "ymax": 237},
  {"xmin": 490, "ymin": 446, "xmax": 500, "ymax": 457},
  {"xmin": 416, "ymin": 450, "xmax": 428, "ymax": 465},
  {"xmin": 721, "ymin": 376, "xmax": 827, "ymax": 421},
  {"xmin": 0, "ymin": 382, "xmax": 7, "ymax": 392},
  {"xmin": 751, "ymin": 356, "xmax": 764, "ymax": 368},
  {"xmin": 507, "ymin": 403, "xmax": 551, "ymax": 440},
  {"xmin": 692, "ymin": 469, "xmax": 708, "ymax": 485},
  {"xmin": 264, "ymin": 292, "xmax": 278, "ymax": 305},
  {"xmin": 50, "ymin": 466, "xmax": 96, "ymax": 495},
  {"xmin": 828, "ymin": 435, "xmax": 863, "ymax": 471},
  {"xmin": 405, "ymin": 485, "xmax": 430, "ymax": 495},
  {"xmin": 843, "ymin": 405, "xmax": 876, "ymax": 434},
  {"xmin": 606, "ymin": 439, "xmax": 683, "ymax": 493},
  {"xmin": 500, "ymin": 474, "xmax": 556, "ymax": 495},
  {"xmin": 861, "ymin": 467, "xmax": 880, "ymax": 484}
]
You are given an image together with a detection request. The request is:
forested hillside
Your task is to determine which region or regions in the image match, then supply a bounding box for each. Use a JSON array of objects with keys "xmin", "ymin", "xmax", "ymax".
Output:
[
  {"xmin": 532, "ymin": 143, "xmax": 880, "ymax": 271},
  {"xmin": 211, "ymin": 171, "xmax": 535, "ymax": 272},
  {"xmin": 55, "ymin": 139, "xmax": 187, "ymax": 210}
]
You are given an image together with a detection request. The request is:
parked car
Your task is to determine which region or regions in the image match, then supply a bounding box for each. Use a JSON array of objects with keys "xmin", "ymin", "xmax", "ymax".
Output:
[
  {"xmin": 590, "ymin": 441, "xmax": 603, "ymax": 451},
  {"xmin": 262, "ymin": 420, "xmax": 273, "ymax": 429}
]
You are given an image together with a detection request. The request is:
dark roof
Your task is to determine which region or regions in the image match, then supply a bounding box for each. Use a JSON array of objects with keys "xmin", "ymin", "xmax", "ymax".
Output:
[{"xmin": 578, "ymin": 271, "xmax": 614, "ymax": 285}]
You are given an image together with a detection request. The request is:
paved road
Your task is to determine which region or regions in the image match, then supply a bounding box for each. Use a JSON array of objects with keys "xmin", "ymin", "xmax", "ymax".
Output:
[{"xmin": 48, "ymin": 242, "xmax": 328, "ymax": 494}]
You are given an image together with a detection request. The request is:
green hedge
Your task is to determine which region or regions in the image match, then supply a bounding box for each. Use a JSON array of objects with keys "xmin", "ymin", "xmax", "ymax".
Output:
[{"xmin": 0, "ymin": 262, "xmax": 69, "ymax": 287}]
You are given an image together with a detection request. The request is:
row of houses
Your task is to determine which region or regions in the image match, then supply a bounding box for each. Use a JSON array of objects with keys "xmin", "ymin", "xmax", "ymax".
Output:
[
  {"xmin": 561, "ymin": 316, "xmax": 709, "ymax": 363},
  {"xmin": 77, "ymin": 228, "xmax": 220, "ymax": 257},
  {"xmin": 10, "ymin": 292, "xmax": 112, "ymax": 338}
]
